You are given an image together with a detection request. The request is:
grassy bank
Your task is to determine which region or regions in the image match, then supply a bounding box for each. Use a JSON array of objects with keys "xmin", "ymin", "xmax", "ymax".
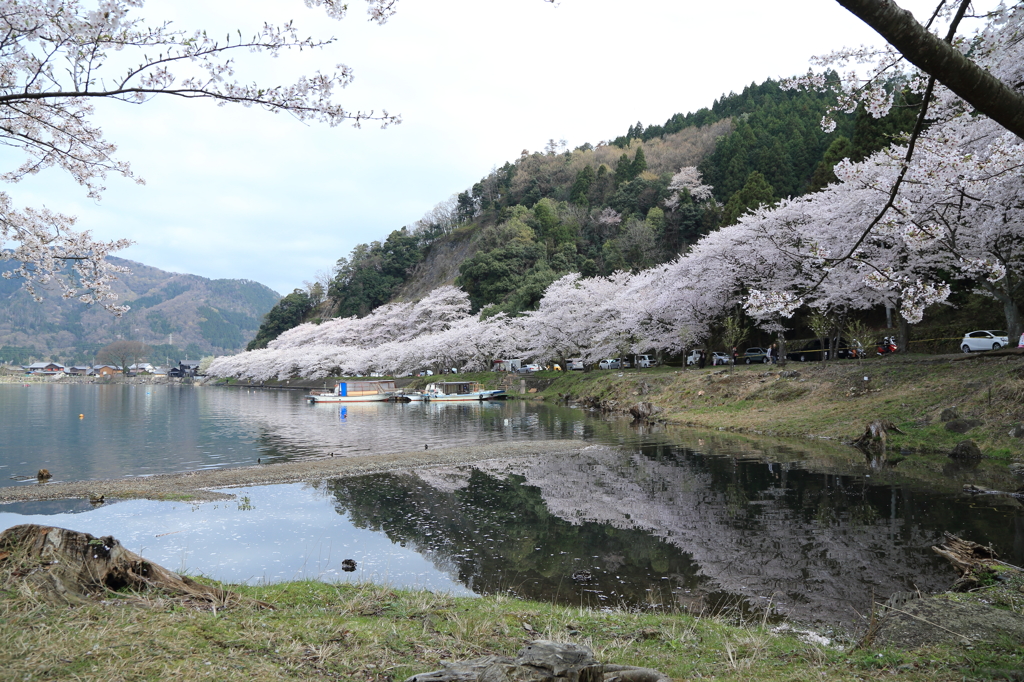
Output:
[
  {"xmin": 521, "ymin": 353, "xmax": 1024, "ymax": 469},
  {"xmin": 2, "ymin": 579, "xmax": 1022, "ymax": 682}
]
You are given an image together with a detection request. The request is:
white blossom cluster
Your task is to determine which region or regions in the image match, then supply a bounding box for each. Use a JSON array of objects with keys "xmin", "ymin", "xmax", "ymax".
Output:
[
  {"xmin": 663, "ymin": 167, "xmax": 716, "ymax": 210},
  {"xmin": 207, "ymin": 287, "xmax": 525, "ymax": 380},
  {"xmin": 1, "ymin": 0, "xmax": 397, "ymax": 312}
]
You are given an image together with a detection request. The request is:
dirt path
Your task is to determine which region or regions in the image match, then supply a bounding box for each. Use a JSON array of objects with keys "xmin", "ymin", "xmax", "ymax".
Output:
[{"xmin": 0, "ymin": 440, "xmax": 585, "ymax": 504}]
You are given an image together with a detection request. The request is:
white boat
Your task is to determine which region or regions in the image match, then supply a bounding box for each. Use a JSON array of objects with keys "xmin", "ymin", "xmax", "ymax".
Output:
[
  {"xmin": 423, "ymin": 381, "xmax": 506, "ymax": 402},
  {"xmin": 306, "ymin": 380, "xmax": 398, "ymax": 403}
]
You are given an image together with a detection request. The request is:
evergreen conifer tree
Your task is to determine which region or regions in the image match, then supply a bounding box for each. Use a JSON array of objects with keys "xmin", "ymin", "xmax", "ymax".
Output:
[
  {"xmin": 722, "ymin": 171, "xmax": 776, "ymax": 225},
  {"xmin": 632, "ymin": 147, "xmax": 648, "ymax": 178}
]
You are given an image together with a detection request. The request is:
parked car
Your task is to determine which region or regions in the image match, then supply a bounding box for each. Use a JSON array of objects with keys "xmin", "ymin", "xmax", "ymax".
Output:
[
  {"xmin": 598, "ymin": 358, "xmax": 621, "ymax": 370},
  {"xmin": 635, "ymin": 354, "xmax": 655, "ymax": 368},
  {"xmin": 788, "ymin": 340, "xmax": 828, "ymax": 362},
  {"xmin": 568, "ymin": 358, "xmax": 586, "ymax": 371},
  {"xmin": 961, "ymin": 330, "xmax": 1009, "ymax": 352},
  {"xmin": 685, "ymin": 350, "xmax": 722, "ymax": 366},
  {"xmin": 743, "ymin": 347, "xmax": 769, "ymax": 364},
  {"xmin": 519, "ymin": 363, "xmax": 542, "ymax": 372}
]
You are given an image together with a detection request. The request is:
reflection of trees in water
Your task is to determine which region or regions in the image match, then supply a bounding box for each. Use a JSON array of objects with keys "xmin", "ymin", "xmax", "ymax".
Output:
[
  {"xmin": 324, "ymin": 468, "xmax": 710, "ymax": 609},
  {"xmin": 326, "ymin": 442, "xmax": 1023, "ymax": 626},
  {"xmin": 218, "ymin": 395, "xmax": 596, "ymax": 460}
]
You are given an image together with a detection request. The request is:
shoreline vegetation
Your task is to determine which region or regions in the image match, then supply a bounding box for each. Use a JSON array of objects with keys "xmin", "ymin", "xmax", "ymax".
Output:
[
  {"xmin": 216, "ymin": 349, "xmax": 1024, "ymax": 478},
  {"xmin": 4, "ymin": 357, "xmax": 1024, "ymax": 680}
]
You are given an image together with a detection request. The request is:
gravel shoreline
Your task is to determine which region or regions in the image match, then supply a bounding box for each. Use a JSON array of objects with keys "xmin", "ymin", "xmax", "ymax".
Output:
[{"xmin": 0, "ymin": 440, "xmax": 586, "ymax": 504}]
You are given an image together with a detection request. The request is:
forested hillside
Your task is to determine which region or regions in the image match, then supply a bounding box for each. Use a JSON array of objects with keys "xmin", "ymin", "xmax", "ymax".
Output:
[
  {"xmin": 0, "ymin": 257, "xmax": 280, "ymax": 365},
  {"xmin": 248, "ymin": 75, "xmax": 919, "ymax": 349}
]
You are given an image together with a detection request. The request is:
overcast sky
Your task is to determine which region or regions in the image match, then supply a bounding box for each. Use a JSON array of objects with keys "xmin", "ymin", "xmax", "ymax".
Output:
[{"xmin": 7, "ymin": 0, "xmax": 944, "ymax": 295}]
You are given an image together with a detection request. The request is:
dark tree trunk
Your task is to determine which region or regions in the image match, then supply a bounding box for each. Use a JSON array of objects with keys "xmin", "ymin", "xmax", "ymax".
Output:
[
  {"xmin": 1003, "ymin": 298, "xmax": 1022, "ymax": 348},
  {"xmin": 897, "ymin": 315, "xmax": 910, "ymax": 354},
  {"xmin": 835, "ymin": 0, "xmax": 1024, "ymax": 139}
]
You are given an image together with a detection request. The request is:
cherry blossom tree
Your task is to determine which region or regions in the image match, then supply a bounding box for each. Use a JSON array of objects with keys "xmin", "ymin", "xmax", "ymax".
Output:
[
  {"xmin": 757, "ymin": 2, "xmax": 1024, "ymax": 341},
  {"xmin": 1, "ymin": 0, "xmax": 399, "ymax": 312}
]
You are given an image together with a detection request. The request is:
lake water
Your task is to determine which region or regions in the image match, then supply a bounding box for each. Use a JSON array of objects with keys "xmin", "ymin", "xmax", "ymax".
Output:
[{"xmin": 2, "ymin": 383, "xmax": 1022, "ymax": 626}]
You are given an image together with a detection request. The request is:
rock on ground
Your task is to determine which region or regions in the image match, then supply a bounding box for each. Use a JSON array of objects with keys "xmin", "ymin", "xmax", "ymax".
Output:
[{"xmin": 871, "ymin": 596, "xmax": 1024, "ymax": 649}]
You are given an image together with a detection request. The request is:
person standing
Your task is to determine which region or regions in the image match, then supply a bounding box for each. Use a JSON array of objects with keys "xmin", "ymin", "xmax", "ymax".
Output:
[
  {"xmin": 698, "ymin": 350, "xmax": 706, "ymax": 369},
  {"xmin": 770, "ymin": 343, "xmax": 778, "ymax": 364},
  {"xmin": 732, "ymin": 347, "xmax": 739, "ymax": 365}
]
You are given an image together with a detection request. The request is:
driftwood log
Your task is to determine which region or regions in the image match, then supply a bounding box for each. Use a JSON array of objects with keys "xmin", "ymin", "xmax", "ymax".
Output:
[
  {"xmin": 931, "ymin": 532, "xmax": 1007, "ymax": 591},
  {"xmin": 405, "ymin": 640, "xmax": 670, "ymax": 682},
  {"xmin": 0, "ymin": 524, "xmax": 266, "ymax": 609}
]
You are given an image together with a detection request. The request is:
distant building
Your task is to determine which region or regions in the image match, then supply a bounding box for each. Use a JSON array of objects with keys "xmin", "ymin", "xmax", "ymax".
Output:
[
  {"xmin": 167, "ymin": 361, "xmax": 200, "ymax": 378},
  {"xmin": 90, "ymin": 365, "xmax": 121, "ymax": 377},
  {"xmin": 66, "ymin": 366, "xmax": 92, "ymax": 376},
  {"xmin": 26, "ymin": 362, "xmax": 66, "ymax": 375}
]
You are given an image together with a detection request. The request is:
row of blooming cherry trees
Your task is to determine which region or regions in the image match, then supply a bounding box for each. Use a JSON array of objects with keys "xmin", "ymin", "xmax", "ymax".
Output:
[{"xmin": 210, "ymin": 3, "xmax": 1024, "ymax": 380}]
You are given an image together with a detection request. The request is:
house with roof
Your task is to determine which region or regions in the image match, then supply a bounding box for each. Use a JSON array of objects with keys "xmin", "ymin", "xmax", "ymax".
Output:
[
  {"xmin": 26, "ymin": 362, "xmax": 66, "ymax": 375},
  {"xmin": 66, "ymin": 365, "xmax": 92, "ymax": 376},
  {"xmin": 167, "ymin": 361, "xmax": 200, "ymax": 378},
  {"xmin": 90, "ymin": 365, "xmax": 121, "ymax": 377}
]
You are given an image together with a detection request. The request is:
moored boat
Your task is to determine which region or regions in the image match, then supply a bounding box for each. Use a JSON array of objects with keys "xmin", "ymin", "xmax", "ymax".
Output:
[
  {"xmin": 423, "ymin": 381, "xmax": 506, "ymax": 402},
  {"xmin": 307, "ymin": 380, "xmax": 398, "ymax": 403}
]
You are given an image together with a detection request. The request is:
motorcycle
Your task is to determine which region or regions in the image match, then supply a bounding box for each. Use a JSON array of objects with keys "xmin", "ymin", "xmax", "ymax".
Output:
[{"xmin": 876, "ymin": 336, "xmax": 898, "ymax": 355}]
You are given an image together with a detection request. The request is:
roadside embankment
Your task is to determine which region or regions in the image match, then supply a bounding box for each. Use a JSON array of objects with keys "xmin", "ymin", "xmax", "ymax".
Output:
[{"xmin": 531, "ymin": 352, "xmax": 1024, "ymax": 469}]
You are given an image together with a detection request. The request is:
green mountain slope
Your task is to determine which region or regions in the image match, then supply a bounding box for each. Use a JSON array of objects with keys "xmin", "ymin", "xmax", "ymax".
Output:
[
  {"xmin": 247, "ymin": 75, "xmax": 917, "ymax": 348},
  {"xmin": 0, "ymin": 257, "xmax": 280, "ymax": 364}
]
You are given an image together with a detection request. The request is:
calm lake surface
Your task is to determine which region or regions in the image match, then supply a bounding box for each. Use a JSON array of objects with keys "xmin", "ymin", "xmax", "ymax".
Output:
[{"xmin": 2, "ymin": 383, "xmax": 1022, "ymax": 625}]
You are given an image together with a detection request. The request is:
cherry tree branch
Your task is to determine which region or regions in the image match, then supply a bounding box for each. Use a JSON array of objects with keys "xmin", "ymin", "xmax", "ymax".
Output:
[
  {"xmin": 835, "ymin": 0, "xmax": 1024, "ymax": 139},
  {"xmin": 817, "ymin": 0, "xmax": 971, "ymax": 279}
]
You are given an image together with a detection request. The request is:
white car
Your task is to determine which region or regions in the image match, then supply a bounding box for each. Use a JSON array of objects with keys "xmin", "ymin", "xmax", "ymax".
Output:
[
  {"xmin": 711, "ymin": 352, "xmax": 730, "ymax": 365},
  {"xmin": 961, "ymin": 330, "xmax": 1008, "ymax": 352},
  {"xmin": 598, "ymin": 358, "xmax": 621, "ymax": 370}
]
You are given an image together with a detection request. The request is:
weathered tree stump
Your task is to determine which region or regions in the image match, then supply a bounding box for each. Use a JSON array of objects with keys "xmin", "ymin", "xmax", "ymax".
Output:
[
  {"xmin": 852, "ymin": 420, "xmax": 904, "ymax": 455},
  {"xmin": 0, "ymin": 524, "xmax": 265, "ymax": 609},
  {"xmin": 627, "ymin": 402, "xmax": 659, "ymax": 423}
]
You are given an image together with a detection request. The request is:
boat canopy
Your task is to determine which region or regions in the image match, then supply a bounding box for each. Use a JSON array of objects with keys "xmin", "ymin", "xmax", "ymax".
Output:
[
  {"xmin": 338, "ymin": 380, "xmax": 396, "ymax": 397},
  {"xmin": 432, "ymin": 381, "xmax": 482, "ymax": 395}
]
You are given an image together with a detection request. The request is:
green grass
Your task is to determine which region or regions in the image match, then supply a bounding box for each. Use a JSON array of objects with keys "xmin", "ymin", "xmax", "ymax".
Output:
[
  {"xmin": 2, "ymin": 579, "xmax": 1020, "ymax": 682},
  {"xmin": 535, "ymin": 357, "xmax": 1024, "ymax": 478}
]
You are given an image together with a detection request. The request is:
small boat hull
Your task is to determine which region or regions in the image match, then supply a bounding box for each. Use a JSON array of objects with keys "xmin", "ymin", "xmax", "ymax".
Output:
[
  {"xmin": 425, "ymin": 389, "xmax": 506, "ymax": 402},
  {"xmin": 306, "ymin": 379, "xmax": 399, "ymax": 404},
  {"xmin": 307, "ymin": 393, "xmax": 391, "ymax": 404}
]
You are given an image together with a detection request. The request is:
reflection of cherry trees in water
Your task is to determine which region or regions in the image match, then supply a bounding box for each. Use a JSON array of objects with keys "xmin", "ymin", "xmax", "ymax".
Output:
[
  {"xmin": 324, "ymin": 466, "xmax": 710, "ymax": 611},
  {"xmin": 324, "ymin": 444, "xmax": 1024, "ymax": 625}
]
